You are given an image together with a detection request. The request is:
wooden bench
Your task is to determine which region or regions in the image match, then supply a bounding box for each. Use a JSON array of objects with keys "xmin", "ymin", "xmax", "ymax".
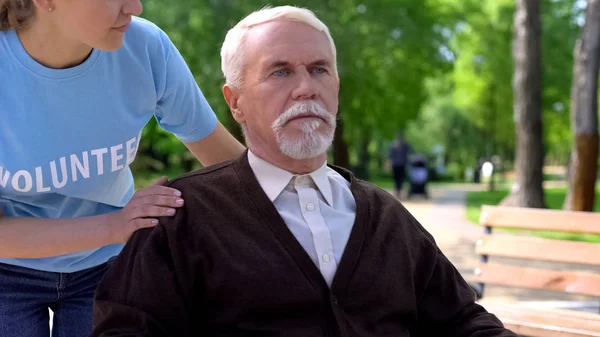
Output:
[{"xmin": 473, "ymin": 205, "xmax": 600, "ymax": 337}]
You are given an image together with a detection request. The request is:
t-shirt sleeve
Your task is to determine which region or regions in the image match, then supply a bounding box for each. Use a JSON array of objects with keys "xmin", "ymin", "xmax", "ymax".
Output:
[{"xmin": 153, "ymin": 32, "xmax": 217, "ymax": 143}]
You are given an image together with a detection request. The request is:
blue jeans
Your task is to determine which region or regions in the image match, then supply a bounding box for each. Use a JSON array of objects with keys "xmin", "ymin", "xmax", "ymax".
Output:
[{"xmin": 0, "ymin": 261, "xmax": 111, "ymax": 337}]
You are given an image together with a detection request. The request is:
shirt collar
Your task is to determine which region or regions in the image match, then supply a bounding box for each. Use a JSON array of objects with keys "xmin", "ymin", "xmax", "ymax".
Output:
[
  {"xmin": 308, "ymin": 164, "xmax": 334, "ymax": 207},
  {"xmin": 247, "ymin": 150, "xmax": 334, "ymax": 206}
]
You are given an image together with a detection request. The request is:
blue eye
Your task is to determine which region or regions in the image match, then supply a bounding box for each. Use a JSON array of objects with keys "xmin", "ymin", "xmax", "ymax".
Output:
[
  {"xmin": 273, "ymin": 69, "xmax": 289, "ymax": 77},
  {"xmin": 312, "ymin": 67, "xmax": 326, "ymax": 74}
]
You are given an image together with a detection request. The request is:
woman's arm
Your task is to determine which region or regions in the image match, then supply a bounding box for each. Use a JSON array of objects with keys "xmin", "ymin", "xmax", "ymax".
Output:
[
  {"xmin": 0, "ymin": 214, "xmax": 117, "ymax": 258},
  {"xmin": 184, "ymin": 122, "xmax": 246, "ymax": 166},
  {"xmin": 0, "ymin": 177, "xmax": 184, "ymax": 259}
]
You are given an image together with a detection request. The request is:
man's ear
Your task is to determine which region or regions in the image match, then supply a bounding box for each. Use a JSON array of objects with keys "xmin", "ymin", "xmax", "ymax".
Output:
[{"xmin": 223, "ymin": 84, "xmax": 245, "ymax": 124}]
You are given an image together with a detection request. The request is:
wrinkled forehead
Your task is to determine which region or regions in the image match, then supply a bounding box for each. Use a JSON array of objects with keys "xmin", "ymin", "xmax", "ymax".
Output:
[{"xmin": 243, "ymin": 20, "xmax": 335, "ymax": 70}]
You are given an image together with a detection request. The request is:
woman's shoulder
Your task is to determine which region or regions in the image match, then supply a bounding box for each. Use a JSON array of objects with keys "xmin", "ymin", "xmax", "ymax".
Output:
[
  {"xmin": 128, "ymin": 17, "xmax": 164, "ymax": 38},
  {"xmin": 121, "ymin": 17, "xmax": 173, "ymax": 56}
]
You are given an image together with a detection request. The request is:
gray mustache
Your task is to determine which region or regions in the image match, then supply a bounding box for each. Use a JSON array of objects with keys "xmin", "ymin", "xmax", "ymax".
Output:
[{"xmin": 272, "ymin": 102, "xmax": 335, "ymax": 130}]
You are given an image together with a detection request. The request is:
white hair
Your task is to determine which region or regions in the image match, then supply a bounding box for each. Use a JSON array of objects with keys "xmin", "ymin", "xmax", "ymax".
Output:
[{"xmin": 220, "ymin": 6, "xmax": 338, "ymax": 90}]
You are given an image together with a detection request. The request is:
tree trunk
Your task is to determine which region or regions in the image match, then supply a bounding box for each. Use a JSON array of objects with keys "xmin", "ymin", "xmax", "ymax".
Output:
[
  {"xmin": 564, "ymin": 0, "xmax": 600, "ymax": 212},
  {"xmin": 333, "ymin": 117, "xmax": 350, "ymax": 169},
  {"xmin": 509, "ymin": 0, "xmax": 545, "ymax": 208}
]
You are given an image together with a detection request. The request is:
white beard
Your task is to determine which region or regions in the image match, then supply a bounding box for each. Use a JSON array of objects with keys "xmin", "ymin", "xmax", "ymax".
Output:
[{"xmin": 272, "ymin": 101, "xmax": 336, "ymax": 159}]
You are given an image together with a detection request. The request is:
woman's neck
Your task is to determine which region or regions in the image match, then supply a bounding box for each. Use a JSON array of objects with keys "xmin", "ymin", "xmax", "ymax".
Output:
[{"xmin": 16, "ymin": 23, "xmax": 93, "ymax": 69}]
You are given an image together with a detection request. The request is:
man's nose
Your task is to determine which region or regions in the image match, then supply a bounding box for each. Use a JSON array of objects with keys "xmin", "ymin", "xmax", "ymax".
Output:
[
  {"xmin": 122, "ymin": 0, "xmax": 143, "ymax": 16},
  {"xmin": 292, "ymin": 70, "xmax": 318, "ymax": 100}
]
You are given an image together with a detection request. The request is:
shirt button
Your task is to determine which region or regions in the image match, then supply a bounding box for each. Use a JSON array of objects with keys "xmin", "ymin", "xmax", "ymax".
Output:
[
  {"xmin": 305, "ymin": 203, "xmax": 315, "ymax": 211},
  {"xmin": 322, "ymin": 254, "xmax": 330, "ymax": 262}
]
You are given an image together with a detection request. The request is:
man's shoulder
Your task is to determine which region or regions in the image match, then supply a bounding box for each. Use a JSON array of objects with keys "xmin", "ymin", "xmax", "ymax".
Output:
[
  {"xmin": 166, "ymin": 159, "xmax": 238, "ymax": 191},
  {"xmin": 331, "ymin": 169, "xmax": 392, "ymax": 199},
  {"xmin": 327, "ymin": 164, "xmax": 394, "ymax": 196},
  {"xmin": 356, "ymin": 179, "xmax": 408, "ymax": 208},
  {"xmin": 348, "ymin": 173, "xmax": 437, "ymax": 242}
]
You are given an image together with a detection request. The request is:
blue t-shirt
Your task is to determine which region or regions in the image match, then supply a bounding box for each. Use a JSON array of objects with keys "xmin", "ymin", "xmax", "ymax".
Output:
[{"xmin": 0, "ymin": 17, "xmax": 218, "ymax": 272}]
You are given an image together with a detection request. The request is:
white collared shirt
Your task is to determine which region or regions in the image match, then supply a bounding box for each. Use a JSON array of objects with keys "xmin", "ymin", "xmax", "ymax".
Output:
[{"xmin": 248, "ymin": 151, "xmax": 357, "ymax": 286}]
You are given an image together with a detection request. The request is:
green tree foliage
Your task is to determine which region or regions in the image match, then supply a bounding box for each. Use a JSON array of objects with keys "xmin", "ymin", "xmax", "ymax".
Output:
[
  {"xmin": 134, "ymin": 0, "xmax": 452, "ymax": 174},
  {"xmin": 134, "ymin": 0, "xmax": 586, "ymax": 181},
  {"xmin": 407, "ymin": 0, "xmax": 582, "ymax": 182}
]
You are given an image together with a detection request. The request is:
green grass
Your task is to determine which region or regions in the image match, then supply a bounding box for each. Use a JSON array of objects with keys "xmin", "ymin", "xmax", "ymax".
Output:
[
  {"xmin": 369, "ymin": 177, "xmax": 396, "ymax": 190},
  {"xmin": 544, "ymin": 173, "xmax": 565, "ymax": 181},
  {"xmin": 466, "ymin": 189, "xmax": 510, "ymax": 224},
  {"xmin": 466, "ymin": 187, "xmax": 600, "ymax": 243}
]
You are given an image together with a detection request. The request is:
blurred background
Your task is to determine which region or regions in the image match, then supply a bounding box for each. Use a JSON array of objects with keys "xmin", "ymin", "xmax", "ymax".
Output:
[{"xmin": 132, "ymin": 0, "xmax": 599, "ymax": 221}]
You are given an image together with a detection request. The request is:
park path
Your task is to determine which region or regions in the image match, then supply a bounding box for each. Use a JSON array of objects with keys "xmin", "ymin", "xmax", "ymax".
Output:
[{"xmin": 397, "ymin": 184, "xmax": 483, "ymax": 283}]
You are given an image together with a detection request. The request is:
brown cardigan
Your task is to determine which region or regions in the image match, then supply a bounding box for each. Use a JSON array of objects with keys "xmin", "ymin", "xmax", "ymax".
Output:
[{"xmin": 91, "ymin": 152, "xmax": 516, "ymax": 337}]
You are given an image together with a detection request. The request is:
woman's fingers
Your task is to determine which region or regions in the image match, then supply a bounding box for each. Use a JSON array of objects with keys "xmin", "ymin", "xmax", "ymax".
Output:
[
  {"xmin": 130, "ymin": 218, "xmax": 160, "ymax": 231},
  {"xmin": 136, "ymin": 195, "xmax": 184, "ymax": 209},
  {"xmin": 134, "ymin": 185, "xmax": 182, "ymax": 198},
  {"xmin": 149, "ymin": 176, "xmax": 169, "ymax": 186},
  {"xmin": 130, "ymin": 205, "xmax": 178, "ymax": 219}
]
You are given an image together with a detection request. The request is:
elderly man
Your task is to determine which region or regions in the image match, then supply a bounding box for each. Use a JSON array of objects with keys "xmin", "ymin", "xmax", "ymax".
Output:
[{"xmin": 90, "ymin": 6, "xmax": 516, "ymax": 337}]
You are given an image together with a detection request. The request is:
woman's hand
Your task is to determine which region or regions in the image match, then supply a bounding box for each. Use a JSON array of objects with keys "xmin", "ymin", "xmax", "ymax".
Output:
[{"xmin": 107, "ymin": 176, "xmax": 184, "ymax": 243}]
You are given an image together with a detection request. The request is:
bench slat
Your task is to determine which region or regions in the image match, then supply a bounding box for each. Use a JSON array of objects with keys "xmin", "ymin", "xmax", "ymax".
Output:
[
  {"xmin": 480, "ymin": 205, "xmax": 600, "ymax": 235},
  {"xmin": 502, "ymin": 319, "xmax": 600, "ymax": 337},
  {"xmin": 480, "ymin": 300, "xmax": 600, "ymax": 322},
  {"xmin": 475, "ymin": 263, "xmax": 600, "ymax": 297},
  {"xmin": 480, "ymin": 301, "xmax": 600, "ymax": 337},
  {"xmin": 476, "ymin": 235, "xmax": 600, "ymax": 265}
]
